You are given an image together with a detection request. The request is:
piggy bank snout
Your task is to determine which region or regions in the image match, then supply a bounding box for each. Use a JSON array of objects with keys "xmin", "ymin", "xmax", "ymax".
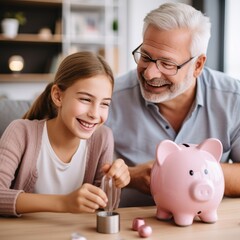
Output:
[{"xmin": 190, "ymin": 180, "xmax": 214, "ymax": 202}]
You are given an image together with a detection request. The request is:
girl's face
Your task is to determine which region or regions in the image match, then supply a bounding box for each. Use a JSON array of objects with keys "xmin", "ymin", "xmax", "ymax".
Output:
[{"xmin": 55, "ymin": 74, "xmax": 112, "ymax": 139}]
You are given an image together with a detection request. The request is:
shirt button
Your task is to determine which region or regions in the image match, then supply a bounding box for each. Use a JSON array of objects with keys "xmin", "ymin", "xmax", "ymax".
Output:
[{"xmin": 165, "ymin": 126, "xmax": 170, "ymax": 129}]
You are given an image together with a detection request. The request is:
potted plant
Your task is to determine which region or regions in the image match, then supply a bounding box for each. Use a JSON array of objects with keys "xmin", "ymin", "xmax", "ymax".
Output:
[{"xmin": 1, "ymin": 12, "xmax": 26, "ymax": 38}]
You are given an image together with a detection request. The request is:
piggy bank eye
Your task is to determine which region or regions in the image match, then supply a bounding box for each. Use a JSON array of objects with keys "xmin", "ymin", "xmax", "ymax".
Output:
[
  {"xmin": 204, "ymin": 169, "xmax": 208, "ymax": 175},
  {"xmin": 189, "ymin": 170, "xmax": 194, "ymax": 176}
]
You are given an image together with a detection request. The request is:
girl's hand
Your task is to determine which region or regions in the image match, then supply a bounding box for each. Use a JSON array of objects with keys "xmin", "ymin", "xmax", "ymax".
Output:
[
  {"xmin": 64, "ymin": 183, "xmax": 108, "ymax": 213},
  {"xmin": 102, "ymin": 158, "xmax": 130, "ymax": 188}
]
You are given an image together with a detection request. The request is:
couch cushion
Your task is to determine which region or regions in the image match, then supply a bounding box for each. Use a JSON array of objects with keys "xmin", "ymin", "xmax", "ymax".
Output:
[{"xmin": 0, "ymin": 99, "xmax": 31, "ymax": 137}]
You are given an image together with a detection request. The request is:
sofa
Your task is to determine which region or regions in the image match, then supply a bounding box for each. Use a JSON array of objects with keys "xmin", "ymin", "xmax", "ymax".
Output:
[{"xmin": 0, "ymin": 98, "xmax": 31, "ymax": 137}]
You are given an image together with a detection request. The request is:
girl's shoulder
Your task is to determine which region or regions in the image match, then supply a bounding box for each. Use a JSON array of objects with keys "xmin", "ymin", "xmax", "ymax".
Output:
[
  {"xmin": 88, "ymin": 125, "xmax": 114, "ymax": 149},
  {"xmin": 91, "ymin": 125, "xmax": 113, "ymax": 140},
  {"xmin": 2, "ymin": 119, "xmax": 45, "ymax": 139},
  {"xmin": 8, "ymin": 118, "xmax": 45, "ymax": 129},
  {"xmin": 0, "ymin": 119, "xmax": 46, "ymax": 156}
]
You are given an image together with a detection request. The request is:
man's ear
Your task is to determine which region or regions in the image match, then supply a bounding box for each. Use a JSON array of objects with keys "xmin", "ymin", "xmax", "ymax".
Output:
[
  {"xmin": 51, "ymin": 84, "xmax": 63, "ymax": 107},
  {"xmin": 193, "ymin": 54, "xmax": 206, "ymax": 78}
]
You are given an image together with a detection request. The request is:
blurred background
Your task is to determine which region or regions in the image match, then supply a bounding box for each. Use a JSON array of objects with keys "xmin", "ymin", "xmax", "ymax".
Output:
[{"xmin": 0, "ymin": 0, "xmax": 239, "ymax": 100}]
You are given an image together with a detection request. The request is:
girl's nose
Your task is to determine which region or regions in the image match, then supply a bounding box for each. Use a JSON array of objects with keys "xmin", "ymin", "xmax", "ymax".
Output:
[{"xmin": 87, "ymin": 105, "xmax": 99, "ymax": 119}]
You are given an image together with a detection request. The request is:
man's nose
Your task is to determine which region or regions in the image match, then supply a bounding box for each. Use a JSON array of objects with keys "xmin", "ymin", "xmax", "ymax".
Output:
[{"xmin": 143, "ymin": 61, "xmax": 162, "ymax": 80}]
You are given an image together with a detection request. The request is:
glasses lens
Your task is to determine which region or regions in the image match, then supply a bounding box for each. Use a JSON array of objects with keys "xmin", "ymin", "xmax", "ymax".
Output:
[
  {"xmin": 133, "ymin": 52, "xmax": 151, "ymax": 69},
  {"xmin": 133, "ymin": 50, "xmax": 178, "ymax": 76},
  {"xmin": 133, "ymin": 52, "xmax": 141, "ymax": 63},
  {"xmin": 156, "ymin": 60, "xmax": 177, "ymax": 76}
]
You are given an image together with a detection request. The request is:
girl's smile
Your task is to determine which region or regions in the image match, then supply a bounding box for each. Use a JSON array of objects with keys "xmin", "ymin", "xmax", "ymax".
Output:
[{"xmin": 54, "ymin": 74, "xmax": 112, "ymax": 140}]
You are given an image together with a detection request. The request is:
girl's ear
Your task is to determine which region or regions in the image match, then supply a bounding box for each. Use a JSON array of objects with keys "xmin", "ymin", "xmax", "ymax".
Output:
[
  {"xmin": 193, "ymin": 54, "xmax": 206, "ymax": 78},
  {"xmin": 51, "ymin": 84, "xmax": 63, "ymax": 107}
]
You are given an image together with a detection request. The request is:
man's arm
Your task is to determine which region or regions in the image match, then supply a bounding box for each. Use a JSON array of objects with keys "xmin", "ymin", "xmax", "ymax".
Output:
[{"xmin": 221, "ymin": 162, "xmax": 240, "ymax": 197}]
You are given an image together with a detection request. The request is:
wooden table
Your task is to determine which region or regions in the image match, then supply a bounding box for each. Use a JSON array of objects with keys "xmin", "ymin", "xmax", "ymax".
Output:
[{"xmin": 0, "ymin": 197, "xmax": 240, "ymax": 240}]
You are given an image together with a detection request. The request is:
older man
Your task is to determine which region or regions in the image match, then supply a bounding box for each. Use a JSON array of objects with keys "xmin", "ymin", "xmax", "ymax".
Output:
[{"xmin": 106, "ymin": 2, "xmax": 240, "ymax": 207}]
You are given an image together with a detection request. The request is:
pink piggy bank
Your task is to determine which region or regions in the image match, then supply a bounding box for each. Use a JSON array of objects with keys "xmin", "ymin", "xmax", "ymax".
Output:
[{"xmin": 150, "ymin": 138, "xmax": 224, "ymax": 226}]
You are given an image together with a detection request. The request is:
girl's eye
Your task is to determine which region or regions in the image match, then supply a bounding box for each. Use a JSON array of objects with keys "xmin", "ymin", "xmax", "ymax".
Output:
[
  {"xmin": 80, "ymin": 98, "xmax": 91, "ymax": 103},
  {"xmin": 101, "ymin": 102, "xmax": 110, "ymax": 107}
]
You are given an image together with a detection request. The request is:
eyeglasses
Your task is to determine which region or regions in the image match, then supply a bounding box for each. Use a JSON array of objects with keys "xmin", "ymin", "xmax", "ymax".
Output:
[{"xmin": 132, "ymin": 44, "xmax": 195, "ymax": 76}]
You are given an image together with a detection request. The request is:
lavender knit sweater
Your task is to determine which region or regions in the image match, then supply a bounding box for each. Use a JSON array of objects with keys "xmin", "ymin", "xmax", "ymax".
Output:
[{"xmin": 0, "ymin": 119, "xmax": 114, "ymax": 216}]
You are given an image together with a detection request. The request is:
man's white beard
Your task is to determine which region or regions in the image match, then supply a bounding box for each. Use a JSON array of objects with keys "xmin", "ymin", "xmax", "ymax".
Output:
[{"xmin": 140, "ymin": 65, "xmax": 195, "ymax": 103}]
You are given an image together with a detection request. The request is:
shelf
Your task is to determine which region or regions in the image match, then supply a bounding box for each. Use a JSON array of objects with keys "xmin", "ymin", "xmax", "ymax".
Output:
[
  {"xmin": 0, "ymin": 34, "xmax": 62, "ymax": 43},
  {"xmin": 64, "ymin": 35, "xmax": 117, "ymax": 45},
  {"xmin": 70, "ymin": 1, "xmax": 106, "ymax": 9},
  {"xmin": 0, "ymin": 0, "xmax": 127, "ymax": 79},
  {"xmin": 1, "ymin": 0, "xmax": 62, "ymax": 6},
  {"xmin": 0, "ymin": 73, "xmax": 54, "ymax": 83}
]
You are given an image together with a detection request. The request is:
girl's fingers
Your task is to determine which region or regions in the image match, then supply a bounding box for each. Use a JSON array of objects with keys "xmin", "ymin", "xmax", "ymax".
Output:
[
  {"xmin": 106, "ymin": 159, "xmax": 127, "ymax": 177},
  {"xmin": 114, "ymin": 172, "xmax": 130, "ymax": 188},
  {"xmin": 80, "ymin": 184, "xmax": 108, "ymax": 209},
  {"xmin": 102, "ymin": 164, "xmax": 111, "ymax": 174},
  {"xmin": 102, "ymin": 159, "xmax": 130, "ymax": 188}
]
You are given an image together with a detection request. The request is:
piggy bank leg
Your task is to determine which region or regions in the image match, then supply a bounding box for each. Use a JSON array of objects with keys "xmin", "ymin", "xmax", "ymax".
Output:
[
  {"xmin": 156, "ymin": 207, "xmax": 172, "ymax": 220},
  {"xmin": 199, "ymin": 210, "xmax": 218, "ymax": 223},
  {"xmin": 173, "ymin": 213, "xmax": 194, "ymax": 227}
]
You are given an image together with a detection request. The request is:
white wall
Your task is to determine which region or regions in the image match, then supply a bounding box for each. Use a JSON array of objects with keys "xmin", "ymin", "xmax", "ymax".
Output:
[{"xmin": 224, "ymin": 0, "xmax": 240, "ymax": 79}]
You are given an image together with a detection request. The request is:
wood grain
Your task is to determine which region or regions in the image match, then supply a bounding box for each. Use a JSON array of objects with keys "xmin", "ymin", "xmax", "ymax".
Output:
[{"xmin": 0, "ymin": 197, "xmax": 240, "ymax": 240}]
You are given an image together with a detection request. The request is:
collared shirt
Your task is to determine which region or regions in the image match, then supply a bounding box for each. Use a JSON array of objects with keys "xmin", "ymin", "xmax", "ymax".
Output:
[{"xmin": 106, "ymin": 67, "xmax": 240, "ymax": 166}]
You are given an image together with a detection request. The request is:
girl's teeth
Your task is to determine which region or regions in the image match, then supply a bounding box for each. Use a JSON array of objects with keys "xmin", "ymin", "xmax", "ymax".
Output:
[{"xmin": 80, "ymin": 120, "xmax": 94, "ymax": 128}]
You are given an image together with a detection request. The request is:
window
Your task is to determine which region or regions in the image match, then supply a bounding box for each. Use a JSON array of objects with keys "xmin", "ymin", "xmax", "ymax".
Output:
[{"xmin": 224, "ymin": 0, "xmax": 240, "ymax": 79}]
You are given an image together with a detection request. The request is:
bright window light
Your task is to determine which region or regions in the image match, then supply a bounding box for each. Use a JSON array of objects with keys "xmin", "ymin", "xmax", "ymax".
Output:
[{"xmin": 224, "ymin": 0, "xmax": 240, "ymax": 79}]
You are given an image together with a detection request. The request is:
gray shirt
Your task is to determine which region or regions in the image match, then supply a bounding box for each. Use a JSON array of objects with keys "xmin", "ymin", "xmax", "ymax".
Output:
[{"xmin": 106, "ymin": 67, "xmax": 240, "ymax": 166}]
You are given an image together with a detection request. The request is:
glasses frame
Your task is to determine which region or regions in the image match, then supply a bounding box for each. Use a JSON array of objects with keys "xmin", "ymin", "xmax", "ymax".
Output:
[{"xmin": 132, "ymin": 43, "xmax": 195, "ymax": 76}]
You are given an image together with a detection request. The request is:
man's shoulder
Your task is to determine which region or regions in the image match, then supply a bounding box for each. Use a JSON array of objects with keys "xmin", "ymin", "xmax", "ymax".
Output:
[
  {"xmin": 114, "ymin": 69, "xmax": 139, "ymax": 92},
  {"xmin": 200, "ymin": 67, "xmax": 240, "ymax": 91},
  {"xmin": 201, "ymin": 67, "xmax": 239, "ymax": 81}
]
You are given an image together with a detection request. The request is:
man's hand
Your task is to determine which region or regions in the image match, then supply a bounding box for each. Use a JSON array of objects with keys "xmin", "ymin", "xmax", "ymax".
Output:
[
  {"xmin": 221, "ymin": 162, "xmax": 240, "ymax": 197},
  {"xmin": 128, "ymin": 160, "xmax": 154, "ymax": 195}
]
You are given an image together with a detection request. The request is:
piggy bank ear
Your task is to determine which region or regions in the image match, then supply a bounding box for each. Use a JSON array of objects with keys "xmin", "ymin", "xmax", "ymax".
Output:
[
  {"xmin": 197, "ymin": 138, "xmax": 223, "ymax": 162},
  {"xmin": 156, "ymin": 140, "xmax": 181, "ymax": 165}
]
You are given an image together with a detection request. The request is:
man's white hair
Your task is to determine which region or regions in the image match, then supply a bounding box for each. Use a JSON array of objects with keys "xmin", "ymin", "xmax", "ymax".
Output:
[{"xmin": 143, "ymin": 2, "xmax": 211, "ymax": 56}]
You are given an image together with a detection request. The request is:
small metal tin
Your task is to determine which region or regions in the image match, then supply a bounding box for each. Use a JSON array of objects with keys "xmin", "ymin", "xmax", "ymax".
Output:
[{"xmin": 96, "ymin": 211, "xmax": 120, "ymax": 234}]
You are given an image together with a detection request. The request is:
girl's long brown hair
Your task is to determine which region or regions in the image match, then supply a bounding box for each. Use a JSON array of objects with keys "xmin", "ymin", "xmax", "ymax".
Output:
[{"xmin": 23, "ymin": 51, "xmax": 114, "ymax": 120}]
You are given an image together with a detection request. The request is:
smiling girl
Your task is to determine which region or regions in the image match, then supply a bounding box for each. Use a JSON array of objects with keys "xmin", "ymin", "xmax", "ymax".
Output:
[{"xmin": 0, "ymin": 52, "xmax": 130, "ymax": 216}]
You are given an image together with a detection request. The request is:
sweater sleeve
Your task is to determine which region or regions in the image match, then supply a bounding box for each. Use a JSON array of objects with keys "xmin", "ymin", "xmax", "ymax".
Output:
[
  {"xmin": 0, "ymin": 119, "xmax": 42, "ymax": 217},
  {"xmin": 0, "ymin": 120, "xmax": 27, "ymax": 216}
]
